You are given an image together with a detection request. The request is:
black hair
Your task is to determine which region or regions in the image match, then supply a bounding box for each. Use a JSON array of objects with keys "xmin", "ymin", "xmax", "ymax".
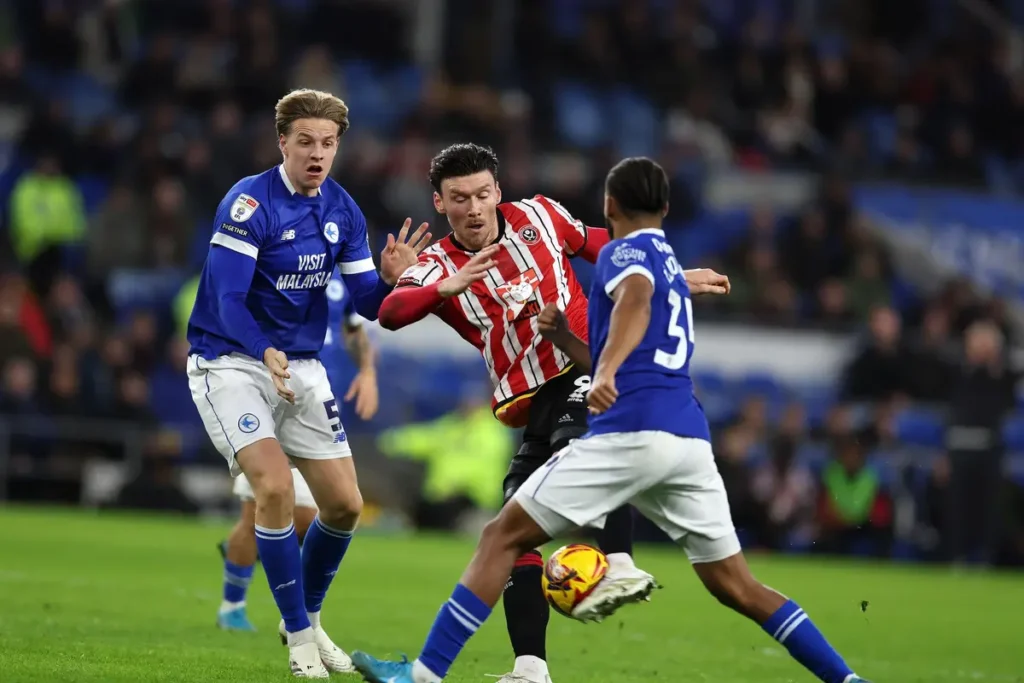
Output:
[
  {"xmin": 604, "ymin": 157, "xmax": 669, "ymax": 218},
  {"xmin": 428, "ymin": 143, "xmax": 499, "ymax": 191}
]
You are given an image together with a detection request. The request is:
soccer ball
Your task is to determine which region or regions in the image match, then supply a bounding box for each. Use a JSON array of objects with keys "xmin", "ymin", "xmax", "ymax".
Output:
[{"xmin": 541, "ymin": 544, "xmax": 609, "ymax": 617}]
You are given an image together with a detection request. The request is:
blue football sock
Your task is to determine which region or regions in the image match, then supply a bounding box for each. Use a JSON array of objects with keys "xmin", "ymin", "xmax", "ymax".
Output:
[
  {"xmin": 762, "ymin": 600, "xmax": 855, "ymax": 683},
  {"xmin": 417, "ymin": 584, "xmax": 492, "ymax": 679},
  {"xmin": 301, "ymin": 515, "xmax": 353, "ymax": 614},
  {"xmin": 222, "ymin": 560, "xmax": 255, "ymax": 604},
  {"xmin": 255, "ymin": 523, "xmax": 310, "ymax": 634}
]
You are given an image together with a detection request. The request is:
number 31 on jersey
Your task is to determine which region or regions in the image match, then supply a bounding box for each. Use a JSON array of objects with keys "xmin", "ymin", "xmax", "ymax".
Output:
[{"xmin": 654, "ymin": 290, "xmax": 694, "ymax": 370}]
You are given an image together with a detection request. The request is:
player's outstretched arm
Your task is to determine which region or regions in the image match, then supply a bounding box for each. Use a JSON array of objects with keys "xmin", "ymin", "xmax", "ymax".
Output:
[
  {"xmin": 340, "ymin": 212, "xmax": 431, "ymax": 321},
  {"xmin": 537, "ymin": 304, "xmax": 592, "ymax": 373},
  {"xmin": 684, "ymin": 268, "xmax": 730, "ymax": 295},
  {"xmin": 589, "ymin": 274, "xmax": 654, "ymax": 414},
  {"xmin": 378, "ymin": 246, "xmax": 498, "ymax": 330},
  {"xmin": 342, "ymin": 323, "xmax": 379, "ymax": 420}
]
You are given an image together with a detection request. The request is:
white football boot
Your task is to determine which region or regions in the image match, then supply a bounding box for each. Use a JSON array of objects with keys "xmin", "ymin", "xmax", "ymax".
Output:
[
  {"xmin": 487, "ymin": 655, "xmax": 553, "ymax": 683},
  {"xmin": 289, "ymin": 641, "xmax": 330, "ymax": 679},
  {"xmin": 279, "ymin": 619, "xmax": 356, "ymax": 673},
  {"xmin": 571, "ymin": 553, "xmax": 658, "ymax": 623}
]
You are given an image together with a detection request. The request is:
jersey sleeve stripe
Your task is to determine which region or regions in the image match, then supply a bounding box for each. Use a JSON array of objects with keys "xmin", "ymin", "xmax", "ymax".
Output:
[
  {"xmin": 210, "ymin": 232, "xmax": 258, "ymax": 259},
  {"xmin": 605, "ymin": 264, "xmax": 655, "ymax": 295},
  {"xmin": 339, "ymin": 257, "xmax": 376, "ymax": 274}
]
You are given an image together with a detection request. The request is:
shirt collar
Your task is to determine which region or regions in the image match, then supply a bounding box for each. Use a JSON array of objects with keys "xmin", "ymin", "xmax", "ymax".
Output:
[
  {"xmin": 629, "ymin": 227, "xmax": 665, "ymax": 238},
  {"xmin": 278, "ymin": 164, "xmax": 322, "ymax": 196}
]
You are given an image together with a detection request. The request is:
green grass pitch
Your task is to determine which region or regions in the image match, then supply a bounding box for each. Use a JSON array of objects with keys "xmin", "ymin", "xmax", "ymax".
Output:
[{"xmin": 0, "ymin": 506, "xmax": 1022, "ymax": 682}]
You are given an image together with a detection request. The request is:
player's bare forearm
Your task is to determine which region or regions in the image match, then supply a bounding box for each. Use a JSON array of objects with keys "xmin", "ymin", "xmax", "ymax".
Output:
[
  {"xmin": 557, "ymin": 332, "xmax": 593, "ymax": 374},
  {"xmin": 343, "ymin": 325, "xmax": 375, "ymax": 372},
  {"xmin": 597, "ymin": 276, "xmax": 653, "ymax": 376}
]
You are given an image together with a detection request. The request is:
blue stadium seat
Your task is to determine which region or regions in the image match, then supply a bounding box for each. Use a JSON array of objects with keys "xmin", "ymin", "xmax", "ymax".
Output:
[
  {"xmin": 793, "ymin": 385, "xmax": 836, "ymax": 428},
  {"xmin": 75, "ymin": 174, "xmax": 110, "ymax": 214},
  {"xmin": 553, "ymin": 83, "xmax": 607, "ymax": 149},
  {"xmin": 691, "ymin": 369, "xmax": 727, "ymax": 394},
  {"xmin": 893, "ymin": 408, "xmax": 944, "ymax": 448},
  {"xmin": 734, "ymin": 372, "xmax": 785, "ymax": 403},
  {"xmin": 65, "ymin": 74, "xmax": 118, "ymax": 131},
  {"xmin": 796, "ymin": 443, "xmax": 829, "ymax": 470},
  {"xmin": 1002, "ymin": 417, "xmax": 1024, "ymax": 451},
  {"xmin": 608, "ymin": 88, "xmax": 659, "ymax": 159}
]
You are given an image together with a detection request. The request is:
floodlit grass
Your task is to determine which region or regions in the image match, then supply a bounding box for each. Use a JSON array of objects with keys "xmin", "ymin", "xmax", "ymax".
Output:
[{"xmin": 0, "ymin": 506, "xmax": 1021, "ymax": 682}]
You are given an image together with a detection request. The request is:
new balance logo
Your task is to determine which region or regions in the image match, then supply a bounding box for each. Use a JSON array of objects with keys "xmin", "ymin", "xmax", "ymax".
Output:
[
  {"xmin": 282, "ymin": 229, "xmax": 296, "ymax": 240},
  {"xmin": 274, "ymin": 580, "xmax": 296, "ymax": 591}
]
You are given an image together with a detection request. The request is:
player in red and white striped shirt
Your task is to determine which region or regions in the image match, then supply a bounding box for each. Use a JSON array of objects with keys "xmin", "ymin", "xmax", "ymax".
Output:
[{"xmin": 378, "ymin": 144, "xmax": 727, "ymax": 683}]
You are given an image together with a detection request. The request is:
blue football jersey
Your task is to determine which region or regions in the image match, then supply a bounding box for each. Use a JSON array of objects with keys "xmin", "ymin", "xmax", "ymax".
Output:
[
  {"xmin": 322, "ymin": 269, "xmax": 361, "ymax": 393},
  {"xmin": 187, "ymin": 165, "xmax": 375, "ymax": 360},
  {"xmin": 586, "ymin": 228, "xmax": 710, "ymax": 441}
]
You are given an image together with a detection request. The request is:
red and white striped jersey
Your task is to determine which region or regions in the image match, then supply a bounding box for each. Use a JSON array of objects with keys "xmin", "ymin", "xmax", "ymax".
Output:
[{"xmin": 395, "ymin": 195, "xmax": 592, "ymax": 427}]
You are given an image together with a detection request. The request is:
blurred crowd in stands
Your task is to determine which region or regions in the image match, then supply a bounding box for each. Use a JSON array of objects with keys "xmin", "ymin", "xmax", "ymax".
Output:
[{"xmin": 2, "ymin": 0, "xmax": 1024, "ymax": 565}]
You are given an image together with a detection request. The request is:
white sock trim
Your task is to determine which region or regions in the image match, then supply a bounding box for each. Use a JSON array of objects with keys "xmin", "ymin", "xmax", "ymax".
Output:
[
  {"xmin": 605, "ymin": 552, "xmax": 635, "ymax": 569},
  {"xmin": 286, "ymin": 626, "xmax": 315, "ymax": 647},
  {"xmin": 307, "ymin": 611, "xmax": 321, "ymax": 629},
  {"xmin": 315, "ymin": 514, "xmax": 355, "ymax": 538},
  {"xmin": 219, "ymin": 600, "xmax": 245, "ymax": 613},
  {"xmin": 412, "ymin": 658, "xmax": 443, "ymax": 683}
]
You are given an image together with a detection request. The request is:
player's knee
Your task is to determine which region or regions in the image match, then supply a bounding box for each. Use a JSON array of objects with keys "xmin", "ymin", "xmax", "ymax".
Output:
[
  {"xmin": 317, "ymin": 489, "xmax": 362, "ymax": 531},
  {"xmin": 479, "ymin": 515, "xmax": 520, "ymax": 555},
  {"xmin": 253, "ymin": 474, "xmax": 296, "ymax": 517},
  {"xmin": 480, "ymin": 503, "xmax": 542, "ymax": 559}
]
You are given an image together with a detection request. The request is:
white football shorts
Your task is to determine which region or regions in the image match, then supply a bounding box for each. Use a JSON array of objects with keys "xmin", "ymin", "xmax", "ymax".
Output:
[
  {"xmin": 187, "ymin": 353, "xmax": 352, "ymax": 476},
  {"xmin": 513, "ymin": 431, "xmax": 741, "ymax": 564},
  {"xmin": 232, "ymin": 469, "xmax": 317, "ymax": 509}
]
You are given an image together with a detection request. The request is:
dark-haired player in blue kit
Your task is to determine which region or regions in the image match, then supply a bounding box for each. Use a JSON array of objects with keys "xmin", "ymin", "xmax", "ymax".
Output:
[
  {"xmin": 186, "ymin": 88, "xmax": 428, "ymax": 678},
  {"xmin": 217, "ymin": 270, "xmax": 378, "ymax": 634},
  {"xmin": 351, "ymin": 157, "xmax": 871, "ymax": 683}
]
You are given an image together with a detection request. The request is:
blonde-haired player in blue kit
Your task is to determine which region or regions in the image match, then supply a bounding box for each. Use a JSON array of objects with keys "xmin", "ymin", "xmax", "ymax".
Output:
[
  {"xmin": 186, "ymin": 88, "xmax": 429, "ymax": 678},
  {"xmin": 351, "ymin": 157, "xmax": 871, "ymax": 683},
  {"xmin": 217, "ymin": 270, "xmax": 378, "ymax": 633}
]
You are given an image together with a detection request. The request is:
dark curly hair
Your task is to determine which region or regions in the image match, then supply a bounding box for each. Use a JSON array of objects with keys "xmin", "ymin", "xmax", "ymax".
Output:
[{"xmin": 428, "ymin": 143, "xmax": 499, "ymax": 191}]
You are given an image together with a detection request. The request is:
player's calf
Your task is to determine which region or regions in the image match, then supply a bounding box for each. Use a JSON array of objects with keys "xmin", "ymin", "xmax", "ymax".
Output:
[
  {"xmin": 291, "ymin": 457, "xmax": 362, "ymax": 672},
  {"xmin": 693, "ymin": 552, "xmax": 868, "ymax": 683},
  {"xmin": 238, "ymin": 442, "xmax": 311, "ymax": 643},
  {"xmin": 218, "ymin": 501, "xmax": 259, "ymax": 631}
]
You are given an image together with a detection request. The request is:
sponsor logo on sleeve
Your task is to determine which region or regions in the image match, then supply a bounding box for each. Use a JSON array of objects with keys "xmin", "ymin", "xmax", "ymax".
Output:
[{"xmin": 230, "ymin": 194, "xmax": 259, "ymax": 222}]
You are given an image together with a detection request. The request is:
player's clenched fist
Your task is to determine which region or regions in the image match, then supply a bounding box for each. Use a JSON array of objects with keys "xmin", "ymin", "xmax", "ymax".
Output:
[
  {"xmin": 537, "ymin": 303, "xmax": 570, "ymax": 346},
  {"xmin": 685, "ymin": 268, "xmax": 731, "ymax": 295},
  {"xmin": 437, "ymin": 245, "xmax": 499, "ymax": 298},
  {"xmin": 587, "ymin": 370, "xmax": 618, "ymax": 415},
  {"xmin": 263, "ymin": 347, "xmax": 296, "ymax": 403}
]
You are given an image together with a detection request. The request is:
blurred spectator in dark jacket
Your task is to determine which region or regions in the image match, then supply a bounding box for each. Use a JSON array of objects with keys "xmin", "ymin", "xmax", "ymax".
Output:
[
  {"xmin": 945, "ymin": 320, "xmax": 1019, "ymax": 566},
  {"xmin": 840, "ymin": 305, "xmax": 911, "ymax": 402},
  {"xmin": 0, "ymin": 356, "xmax": 48, "ymax": 459},
  {"xmin": 750, "ymin": 404, "xmax": 818, "ymax": 550},
  {"xmin": 905, "ymin": 305, "xmax": 956, "ymax": 402}
]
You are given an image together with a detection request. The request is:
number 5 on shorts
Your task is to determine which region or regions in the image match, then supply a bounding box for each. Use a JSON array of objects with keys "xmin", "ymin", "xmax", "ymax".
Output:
[{"xmin": 323, "ymin": 399, "xmax": 341, "ymax": 432}]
